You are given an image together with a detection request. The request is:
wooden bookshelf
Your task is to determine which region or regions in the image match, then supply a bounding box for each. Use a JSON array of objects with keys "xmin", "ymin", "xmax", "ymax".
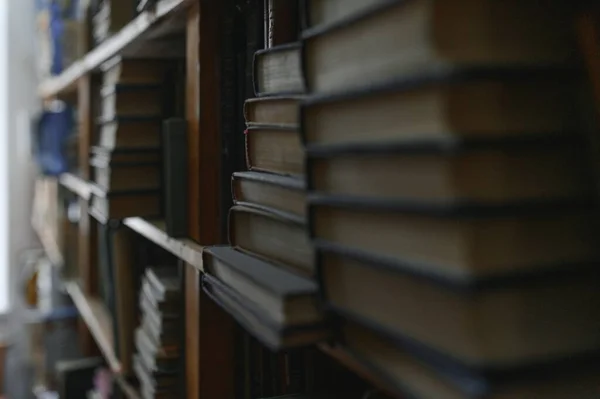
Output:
[
  {"xmin": 33, "ymin": 223, "xmax": 64, "ymax": 267},
  {"xmin": 65, "ymin": 281, "xmax": 120, "ymax": 373},
  {"xmin": 32, "ymin": 2, "xmax": 600, "ymax": 398},
  {"xmin": 123, "ymin": 218, "xmax": 204, "ymax": 270},
  {"xmin": 59, "ymin": 173, "xmax": 92, "ymax": 200},
  {"xmin": 65, "ymin": 281, "xmax": 141, "ymax": 399},
  {"xmin": 319, "ymin": 344, "xmax": 397, "ymax": 398},
  {"xmin": 36, "ymin": 0, "xmax": 370, "ymax": 397},
  {"xmin": 57, "ymin": 177, "xmax": 205, "ymax": 267},
  {"xmin": 38, "ymin": 0, "xmax": 191, "ymax": 99},
  {"xmin": 44, "ymin": 1, "xmax": 235, "ymax": 396}
]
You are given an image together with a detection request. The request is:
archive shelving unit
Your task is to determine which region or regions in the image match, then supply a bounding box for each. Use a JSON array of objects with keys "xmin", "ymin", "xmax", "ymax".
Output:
[
  {"xmin": 40, "ymin": 1, "xmax": 237, "ymax": 397},
  {"xmin": 45, "ymin": 1, "xmax": 600, "ymax": 399}
]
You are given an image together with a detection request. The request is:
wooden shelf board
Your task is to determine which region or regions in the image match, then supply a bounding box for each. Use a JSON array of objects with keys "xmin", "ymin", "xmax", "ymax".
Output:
[
  {"xmin": 66, "ymin": 282, "xmax": 140, "ymax": 397},
  {"xmin": 123, "ymin": 217, "xmax": 204, "ymax": 270},
  {"xmin": 115, "ymin": 375, "xmax": 141, "ymax": 399},
  {"xmin": 38, "ymin": 0, "xmax": 190, "ymax": 99},
  {"xmin": 59, "ymin": 173, "xmax": 92, "ymax": 200},
  {"xmin": 34, "ymin": 224, "xmax": 64, "ymax": 267},
  {"xmin": 318, "ymin": 343, "xmax": 398, "ymax": 397},
  {"xmin": 65, "ymin": 281, "xmax": 121, "ymax": 374}
]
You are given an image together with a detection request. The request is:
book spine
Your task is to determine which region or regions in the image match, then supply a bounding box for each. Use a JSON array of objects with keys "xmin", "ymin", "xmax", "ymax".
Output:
[
  {"xmin": 266, "ymin": 0, "xmax": 273, "ymax": 48},
  {"xmin": 244, "ymin": 130, "xmax": 253, "ymax": 172},
  {"xmin": 162, "ymin": 118, "xmax": 188, "ymax": 238}
]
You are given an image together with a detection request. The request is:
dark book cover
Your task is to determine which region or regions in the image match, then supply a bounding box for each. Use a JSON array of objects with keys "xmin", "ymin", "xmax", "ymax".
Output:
[
  {"xmin": 253, "ymin": 42, "xmax": 305, "ymax": 97},
  {"xmin": 97, "ymin": 221, "xmax": 118, "ymax": 352},
  {"xmin": 232, "ymin": 171, "xmax": 305, "ymax": 200},
  {"xmin": 162, "ymin": 118, "xmax": 188, "ymax": 238},
  {"xmin": 204, "ymin": 245, "xmax": 315, "ymax": 298},
  {"xmin": 98, "ymin": 221, "xmax": 138, "ymax": 374},
  {"xmin": 316, "ymin": 240, "xmax": 600, "ymax": 295},
  {"xmin": 331, "ymin": 314, "xmax": 600, "ymax": 399},
  {"xmin": 202, "ymin": 273, "xmax": 328, "ymax": 350},
  {"xmin": 298, "ymin": 65, "xmax": 579, "ymax": 121},
  {"xmin": 95, "ymin": 115, "xmax": 164, "ymax": 126}
]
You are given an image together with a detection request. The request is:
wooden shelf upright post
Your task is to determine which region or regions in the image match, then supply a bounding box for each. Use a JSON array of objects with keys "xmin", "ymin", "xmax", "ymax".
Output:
[
  {"xmin": 185, "ymin": 1, "xmax": 235, "ymax": 398},
  {"xmin": 77, "ymin": 74, "xmax": 98, "ymax": 357}
]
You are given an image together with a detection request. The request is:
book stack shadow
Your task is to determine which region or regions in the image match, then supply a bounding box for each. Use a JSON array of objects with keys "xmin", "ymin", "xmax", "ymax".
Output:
[
  {"xmin": 90, "ymin": 57, "xmax": 168, "ymax": 221},
  {"xmin": 300, "ymin": 0, "xmax": 600, "ymax": 398},
  {"xmin": 133, "ymin": 267, "xmax": 182, "ymax": 399},
  {"xmin": 202, "ymin": 38, "xmax": 330, "ymax": 350}
]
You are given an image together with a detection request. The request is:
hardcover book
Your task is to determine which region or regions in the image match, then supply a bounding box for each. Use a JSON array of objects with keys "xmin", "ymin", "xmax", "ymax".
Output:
[
  {"xmin": 309, "ymin": 199, "xmax": 598, "ymax": 280},
  {"xmin": 244, "ymin": 96, "xmax": 304, "ymax": 127},
  {"xmin": 337, "ymin": 320, "xmax": 600, "ymax": 399},
  {"xmin": 300, "ymin": 69, "xmax": 583, "ymax": 148},
  {"xmin": 304, "ymin": 139, "xmax": 592, "ymax": 206},
  {"xmin": 203, "ymin": 246, "xmax": 322, "ymax": 327},
  {"xmin": 202, "ymin": 272, "xmax": 328, "ymax": 350},
  {"xmin": 254, "ymin": 43, "xmax": 305, "ymax": 96},
  {"xmin": 246, "ymin": 125, "xmax": 304, "ymax": 177},
  {"xmin": 97, "ymin": 117, "xmax": 162, "ymax": 151},
  {"xmin": 162, "ymin": 118, "xmax": 188, "ymax": 237},
  {"xmin": 101, "ymin": 57, "xmax": 167, "ymax": 87},
  {"xmin": 232, "ymin": 171, "xmax": 306, "ymax": 220},
  {"xmin": 302, "ymin": 0, "xmax": 578, "ymax": 93},
  {"xmin": 229, "ymin": 205, "xmax": 313, "ymax": 276},
  {"xmin": 318, "ymin": 244, "xmax": 600, "ymax": 368}
]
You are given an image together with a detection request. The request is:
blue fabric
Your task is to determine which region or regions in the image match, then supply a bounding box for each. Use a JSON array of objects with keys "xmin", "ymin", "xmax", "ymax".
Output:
[
  {"xmin": 36, "ymin": 105, "xmax": 74, "ymax": 176},
  {"xmin": 49, "ymin": 1, "xmax": 64, "ymax": 75}
]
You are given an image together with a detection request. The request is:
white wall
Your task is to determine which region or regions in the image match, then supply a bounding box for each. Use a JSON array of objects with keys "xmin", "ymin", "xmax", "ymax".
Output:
[
  {"xmin": 0, "ymin": 0, "xmax": 8, "ymax": 313},
  {"xmin": 0, "ymin": 0, "xmax": 39, "ymax": 312}
]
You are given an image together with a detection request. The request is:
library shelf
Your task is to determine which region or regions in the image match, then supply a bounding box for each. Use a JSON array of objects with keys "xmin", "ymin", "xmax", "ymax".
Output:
[
  {"xmin": 59, "ymin": 173, "xmax": 92, "ymax": 200},
  {"xmin": 318, "ymin": 344, "xmax": 397, "ymax": 397},
  {"xmin": 65, "ymin": 281, "xmax": 121, "ymax": 373},
  {"xmin": 123, "ymin": 218, "xmax": 204, "ymax": 271},
  {"xmin": 114, "ymin": 375, "xmax": 141, "ymax": 399},
  {"xmin": 81, "ymin": 196, "xmax": 204, "ymax": 270},
  {"xmin": 38, "ymin": 0, "xmax": 191, "ymax": 99},
  {"xmin": 65, "ymin": 281, "xmax": 142, "ymax": 399},
  {"xmin": 33, "ymin": 224, "xmax": 64, "ymax": 267}
]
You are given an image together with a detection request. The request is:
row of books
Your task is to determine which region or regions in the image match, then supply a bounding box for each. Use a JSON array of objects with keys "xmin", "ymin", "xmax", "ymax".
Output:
[
  {"xmin": 89, "ymin": 57, "xmax": 187, "ymax": 230},
  {"xmin": 306, "ymin": 1, "xmax": 600, "ymax": 398},
  {"xmin": 201, "ymin": 0, "xmax": 327, "ymax": 350},
  {"xmin": 90, "ymin": 58, "xmax": 165, "ymax": 221},
  {"xmin": 211, "ymin": 0, "xmax": 600, "ymax": 398},
  {"xmin": 134, "ymin": 267, "xmax": 182, "ymax": 399},
  {"xmin": 92, "ymin": 0, "xmax": 138, "ymax": 45}
]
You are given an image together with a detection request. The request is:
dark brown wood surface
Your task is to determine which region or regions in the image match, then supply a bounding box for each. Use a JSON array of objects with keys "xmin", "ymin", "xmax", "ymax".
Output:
[
  {"xmin": 77, "ymin": 75, "xmax": 96, "ymax": 356},
  {"xmin": 185, "ymin": 265, "xmax": 201, "ymax": 398},
  {"xmin": 319, "ymin": 344, "xmax": 400, "ymax": 399},
  {"xmin": 186, "ymin": 1, "xmax": 235, "ymax": 398},
  {"xmin": 187, "ymin": 2, "xmax": 201, "ymax": 242},
  {"xmin": 113, "ymin": 227, "xmax": 136, "ymax": 375}
]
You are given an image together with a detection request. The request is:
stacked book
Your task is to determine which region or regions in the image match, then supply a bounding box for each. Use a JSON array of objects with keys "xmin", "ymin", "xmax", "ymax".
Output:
[
  {"xmin": 134, "ymin": 267, "xmax": 181, "ymax": 399},
  {"xmin": 301, "ymin": 0, "xmax": 600, "ymax": 398},
  {"xmin": 93, "ymin": 0, "xmax": 137, "ymax": 44},
  {"xmin": 202, "ymin": 38, "xmax": 329, "ymax": 350},
  {"xmin": 91, "ymin": 57, "xmax": 166, "ymax": 221}
]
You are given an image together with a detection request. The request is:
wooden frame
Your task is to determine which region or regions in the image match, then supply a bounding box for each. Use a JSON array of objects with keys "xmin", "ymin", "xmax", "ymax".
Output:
[{"xmin": 186, "ymin": 1, "xmax": 235, "ymax": 398}]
